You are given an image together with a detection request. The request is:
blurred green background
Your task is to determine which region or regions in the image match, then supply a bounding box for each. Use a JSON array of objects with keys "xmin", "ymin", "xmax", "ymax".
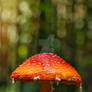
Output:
[{"xmin": 0, "ymin": 0, "xmax": 92, "ymax": 92}]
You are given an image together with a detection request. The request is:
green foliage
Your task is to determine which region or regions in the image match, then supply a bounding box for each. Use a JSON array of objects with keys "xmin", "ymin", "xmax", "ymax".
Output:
[{"xmin": 22, "ymin": 83, "xmax": 41, "ymax": 92}]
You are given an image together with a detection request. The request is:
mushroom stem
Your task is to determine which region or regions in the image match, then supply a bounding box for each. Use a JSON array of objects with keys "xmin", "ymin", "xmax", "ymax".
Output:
[{"xmin": 40, "ymin": 81, "xmax": 54, "ymax": 92}]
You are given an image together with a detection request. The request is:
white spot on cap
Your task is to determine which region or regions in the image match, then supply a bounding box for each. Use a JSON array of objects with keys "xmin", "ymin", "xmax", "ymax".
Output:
[
  {"xmin": 72, "ymin": 77, "xmax": 77, "ymax": 81},
  {"xmin": 34, "ymin": 76, "xmax": 40, "ymax": 80},
  {"xmin": 12, "ymin": 78, "xmax": 15, "ymax": 84},
  {"xmin": 36, "ymin": 65, "xmax": 39, "ymax": 67},
  {"xmin": 56, "ymin": 77, "xmax": 61, "ymax": 81},
  {"xmin": 46, "ymin": 64, "xmax": 50, "ymax": 66},
  {"xmin": 57, "ymin": 62, "xmax": 60, "ymax": 63},
  {"xmin": 33, "ymin": 61, "xmax": 36, "ymax": 63},
  {"xmin": 38, "ymin": 63, "xmax": 41, "ymax": 65},
  {"xmin": 56, "ymin": 77, "xmax": 61, "ymax": 86}
]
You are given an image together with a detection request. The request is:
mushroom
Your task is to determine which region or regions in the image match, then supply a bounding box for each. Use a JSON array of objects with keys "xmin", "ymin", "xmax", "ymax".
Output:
[{"xmin": 10, "ymin": 53, "xmax": 82, "ymax": 92}]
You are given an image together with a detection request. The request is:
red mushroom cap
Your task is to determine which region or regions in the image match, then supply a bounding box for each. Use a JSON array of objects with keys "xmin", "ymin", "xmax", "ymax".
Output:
[{"xmin": 10, "ymin": 53, "xmax": 82, "ymax": 86}]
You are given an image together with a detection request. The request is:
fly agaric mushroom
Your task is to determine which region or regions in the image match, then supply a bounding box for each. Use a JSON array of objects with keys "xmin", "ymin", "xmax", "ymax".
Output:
[{"xmin": 10, "ymin": 53, "xmax": 82, "ymax": 92}]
